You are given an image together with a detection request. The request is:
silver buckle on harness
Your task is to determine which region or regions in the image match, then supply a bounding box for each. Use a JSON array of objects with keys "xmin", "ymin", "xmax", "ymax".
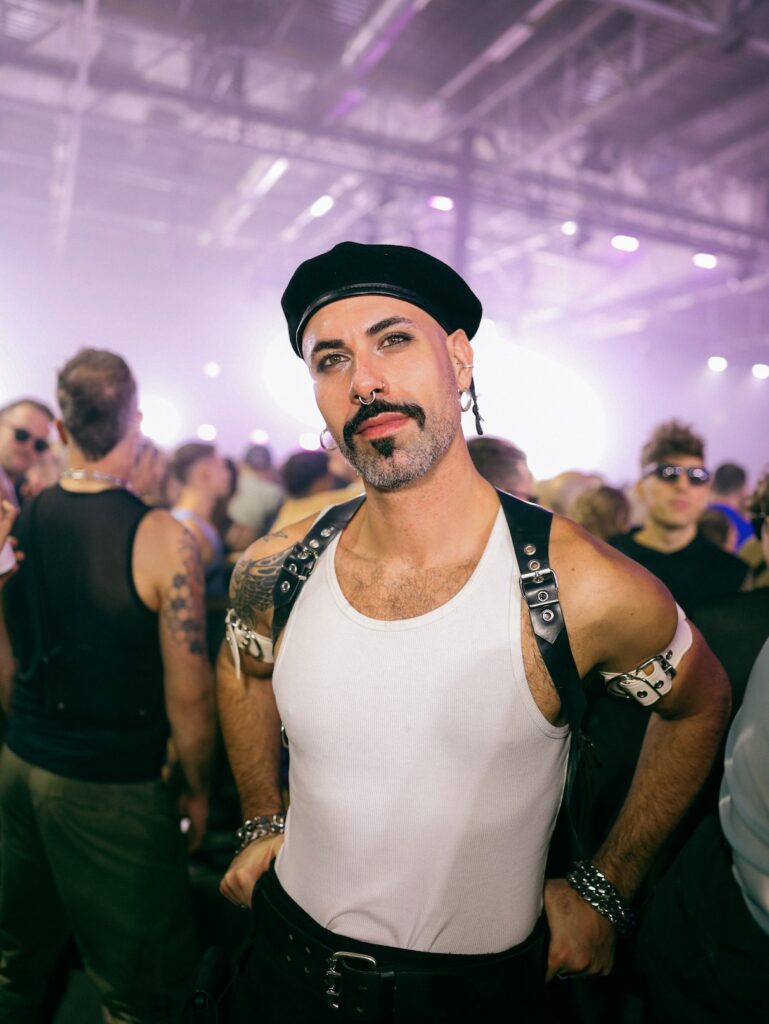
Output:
[
  {"xmin": 325, "ymin": 951, "xmax": 378, "ymax": 1011},
  {"xmin": 519, "ymin": 566, "xmax": 559, "ymax": 606}
]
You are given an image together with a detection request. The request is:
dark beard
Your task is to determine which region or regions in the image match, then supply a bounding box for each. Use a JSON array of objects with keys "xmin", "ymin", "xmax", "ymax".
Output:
[
  {"xmin": 337, "ymin": 396, "xmax": 455, "ymax": 491},
  {"xmin": 371, "ymin": 437, "xmax": 396, "ymax": 458}
]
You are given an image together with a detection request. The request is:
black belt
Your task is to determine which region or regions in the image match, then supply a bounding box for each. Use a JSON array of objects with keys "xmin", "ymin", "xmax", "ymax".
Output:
[{"xmin": 253, "ymin": 869, "xmax": 546, "ymax": 1022}]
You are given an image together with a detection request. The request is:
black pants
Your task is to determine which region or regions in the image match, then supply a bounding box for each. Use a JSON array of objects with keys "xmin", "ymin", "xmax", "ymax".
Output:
[
  {"xmin": 637, "ymin": 814, "xmax": 769, "ymax": 1024},
  {"xmin": 230, "ymin": 866, "xmax": 547, "ymax": 1023}
]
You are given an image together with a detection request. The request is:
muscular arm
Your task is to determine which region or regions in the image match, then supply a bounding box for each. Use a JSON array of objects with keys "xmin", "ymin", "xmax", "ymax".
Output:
[
  {"xmin": 545, "ymin": 519, "xmax": 731, "ymax": 978},
  {"xmin": 217, "ymin": 524, "xmax": 308, "ymax": 905}
]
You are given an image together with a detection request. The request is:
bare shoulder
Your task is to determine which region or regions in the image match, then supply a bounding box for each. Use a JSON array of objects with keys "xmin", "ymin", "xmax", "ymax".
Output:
[
  {"xmin": 228, "ymin": 517, "xmax": 316, "ymax": 630},
  {"xmin": 550, "ymin": 515, "xmax": 677, "ymax": 672}
]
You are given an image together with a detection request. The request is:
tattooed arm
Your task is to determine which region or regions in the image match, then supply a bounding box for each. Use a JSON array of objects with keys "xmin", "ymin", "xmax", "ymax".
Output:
[
  {"xmin": 217, "ymin": 520, "xmax": 310, "ymax": 906},
  {"xmin": 140, "ymin": 514, "xmax": 215, "ymax": 846}
]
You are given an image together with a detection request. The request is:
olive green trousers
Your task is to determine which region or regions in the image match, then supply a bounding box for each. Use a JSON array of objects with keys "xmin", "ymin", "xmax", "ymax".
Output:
[{"xmin": 0, "ymin": 746, "xmax": 197, "ymax": 1023}]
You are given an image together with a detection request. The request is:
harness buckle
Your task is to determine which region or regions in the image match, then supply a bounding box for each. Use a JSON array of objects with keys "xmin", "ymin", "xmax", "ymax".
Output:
[{"xmin": 325, "ymin": 951, "xmax": 378, "ymax": 1011}]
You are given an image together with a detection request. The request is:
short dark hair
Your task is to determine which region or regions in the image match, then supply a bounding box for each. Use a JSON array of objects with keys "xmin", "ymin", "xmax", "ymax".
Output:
[
  {"xmin": 243, "ymin": 444, "xmax": 272, "ymax": 472},
  {"xmin": 171, "ymin": 442, "xmax": 217, "ymax": 484},
  {"xmin": 640, "ymin": 420, "xmax": 705, "ymax": 469},
  {"xmin": 57, "ymin": 349, "xmax": 137, "ymax": 460},
  {"xmin": 713, "ymin": 462, "xmax": 746, "ymax": 496},
  {"xmin": 0, "ymin": 397, "xmax": 55, "ymax": 420},
  {"xmin": 467, "ymin": 437, "xmax": 527, "ymax": 491},
  {"xmin": 281, "ymin": 450, "xmax": 329, "ymax": 498}
]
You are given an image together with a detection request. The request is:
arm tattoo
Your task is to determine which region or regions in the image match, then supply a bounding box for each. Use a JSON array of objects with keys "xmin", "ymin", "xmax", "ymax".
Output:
[
  {"xmin": 230, "ymin": 546, "xmax": 292, "ymax": 625},
  {"xmin": 262, "ymin": 528, "xmax": 288, "ymax": 542},
  {"xmin": 162, "ymin": 528, "xmax": 207, "ymax": 657}
]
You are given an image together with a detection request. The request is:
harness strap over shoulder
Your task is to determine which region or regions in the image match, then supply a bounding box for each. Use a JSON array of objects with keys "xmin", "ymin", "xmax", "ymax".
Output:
[
  {"xmin": 271, "ymin": 495, "xmax": 365, "ymax": 645},
  {"xmin": 496, "ymin": 490, "xmax": 585, "ymax": 800}
]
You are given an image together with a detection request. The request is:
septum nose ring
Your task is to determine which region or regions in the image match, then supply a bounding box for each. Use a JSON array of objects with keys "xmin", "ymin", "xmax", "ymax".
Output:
[{"xmin": 356, "ymin": 389, "xmax": 379, "ymax": 406}]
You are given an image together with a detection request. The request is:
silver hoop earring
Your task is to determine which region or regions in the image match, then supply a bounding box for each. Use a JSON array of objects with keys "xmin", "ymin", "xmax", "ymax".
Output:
[
  {"xmin": 459, "ymin": 389, "xmax": 473, "ymax": 413},
  {"xmin": 319, "ymin": 427, "xmax": 338, "ymax": 451},
  {"xmin": 356, "ymin": 389, "xmax": 379, "ymax": 406}
]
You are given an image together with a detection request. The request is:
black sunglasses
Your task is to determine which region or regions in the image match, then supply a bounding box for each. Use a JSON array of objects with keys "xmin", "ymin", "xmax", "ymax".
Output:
[
  {"xmin": 643, "ymin": 463, "xmax": 711, "ymax": 486},
  {"xmin": 8, "ymin": 426, "xmax": 49, "ymax": 454}
]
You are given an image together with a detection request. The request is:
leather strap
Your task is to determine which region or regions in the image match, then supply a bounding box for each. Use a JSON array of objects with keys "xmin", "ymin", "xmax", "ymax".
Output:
[
  {"xmin": 496, "ymin": 490, "xmax": 585, "ymax": 798},
  {"xmin": 271, "ymin": 495, "xmax": 365, "ymax": 645}
]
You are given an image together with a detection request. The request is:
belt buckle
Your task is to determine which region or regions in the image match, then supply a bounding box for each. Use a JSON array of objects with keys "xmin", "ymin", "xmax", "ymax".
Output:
[{"xmin": 325, "ymin": 950, "xmax": 378, "ymax": 1011}]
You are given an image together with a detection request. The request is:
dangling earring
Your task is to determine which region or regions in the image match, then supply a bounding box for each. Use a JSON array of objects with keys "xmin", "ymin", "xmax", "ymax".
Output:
[
  {"xmin": 319, "ymin": 427, "xmax": 338, "ymax": 451},
  {"xmin": 458, "ymin": 389, "xmax": 473, "ymax": 413}
]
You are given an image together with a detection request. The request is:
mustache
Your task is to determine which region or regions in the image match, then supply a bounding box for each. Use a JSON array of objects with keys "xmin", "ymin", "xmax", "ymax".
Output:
[{"xmin": 343, "ymin": 399, "xmax": 426, "ymax": 448}]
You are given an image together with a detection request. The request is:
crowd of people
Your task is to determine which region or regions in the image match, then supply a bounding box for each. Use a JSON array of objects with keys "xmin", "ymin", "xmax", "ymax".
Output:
[{"xmin": 0, "ymin": 240, "xmax": 765, "ymax": 1024}]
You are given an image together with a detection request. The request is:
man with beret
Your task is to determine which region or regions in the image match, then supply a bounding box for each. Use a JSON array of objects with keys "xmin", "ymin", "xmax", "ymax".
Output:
[{"xmin": 216, "ymin": 241, "xmax": 730, "ymax": 1023}]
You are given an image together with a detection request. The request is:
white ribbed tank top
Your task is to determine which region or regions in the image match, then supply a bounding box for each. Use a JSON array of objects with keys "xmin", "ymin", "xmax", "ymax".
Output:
[{"xmin": 273, "ymin": 507, "xmax": 569, "ymax": 954}]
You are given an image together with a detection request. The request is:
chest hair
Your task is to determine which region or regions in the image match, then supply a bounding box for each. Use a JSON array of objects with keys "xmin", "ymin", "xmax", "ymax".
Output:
[{"xmin": 335, "ymin": 547, "xmax": 477, "ymax": 621}]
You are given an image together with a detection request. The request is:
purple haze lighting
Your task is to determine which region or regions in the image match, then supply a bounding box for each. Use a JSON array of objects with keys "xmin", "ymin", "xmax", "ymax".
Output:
[
  {"xmin": 611, "ymin": 234, "xmax": 640, "ymax": 253},
  {"xmin": 707, "ymin": 356, "xmax": 728, "ymax": 373},
  {"xmin": 752, "ymin": 363, "xmax": 769, "ymax": 380},
  {"xmin": 693, "ymin": 252, "xmax": 718, "ymax": 270},
  {"xmin": 428, "ymin": 195, "xmax": 455, "ymax": 212},
  {"xmin": 197, "ymin": 423, "xmax": 217, "ymax": 441},
  {"xmin": 561, "ymin": 220, "xmax": 579, "ymax": 236}
]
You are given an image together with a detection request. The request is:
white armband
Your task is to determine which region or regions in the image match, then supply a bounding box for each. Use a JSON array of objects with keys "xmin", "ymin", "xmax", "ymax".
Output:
[
  {"xmin": 225, "ymin": 608, "xmax": 275, "ymax": 679},
  {"xmin": 600, "ymin": 604, "xmax": 693, "ymax": 707}
]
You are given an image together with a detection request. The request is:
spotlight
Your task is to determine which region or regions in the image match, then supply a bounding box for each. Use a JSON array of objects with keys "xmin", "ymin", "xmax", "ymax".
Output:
[
  {"xmin": 693, "ymin": 252, "xmax": 718, "ymax": 270},
  {"xmin": 752, "ymin": 363, "xmax": 769, "ymax": 380},
  {"xmin": 707, "ymin": 356, "xmax": 728, "ymax": 373},
  {"xmin": 141, "ymin": 395, "xmax": 182, "ymax": 447},
  {"xmin": 428, "ymin": 195, "xmax": 455, "ymax": 212},
  {"xmin": 310, "ymin": 195, "xmax": 335, "ymax": 218},
  {"xmin": 611, "ymin": 234, "xmax": 640, "ymax": 253},
  {"xmin": 299, "ymin": 432, "xmax": 320, "ymax": 451},
  {"xmin": 561, "ymin": 220, "xmax": 579, "ymax": 237},
  {"xmin": 197, "ymin": 424, "xmax": 217, "ymax": 441},
  {"xmin": 203, "ymin": 362, "xmax": 221, "ymax": 378},
  {"xmin": 249, "ymin": 429, "xmax": 269, "ymax": 444}
]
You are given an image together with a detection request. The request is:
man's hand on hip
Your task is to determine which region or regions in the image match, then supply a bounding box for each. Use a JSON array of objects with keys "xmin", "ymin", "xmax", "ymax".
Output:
[
  {"xmin": 543, "ymin": 878, "xmax": 616, "ymax": 982},
  {"xmin": 220, "ymin": 835, "xmax": 285, "ymax": 908}
]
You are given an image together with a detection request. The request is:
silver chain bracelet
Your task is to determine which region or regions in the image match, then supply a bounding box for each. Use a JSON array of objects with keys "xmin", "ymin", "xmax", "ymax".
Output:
[
  {"xmin": 565, "ymin": 860, "xmax": 637, "ymax": 935},
  {"xmin": 235, "ymin": 813, "xmax": 286, "ymax": 853}
]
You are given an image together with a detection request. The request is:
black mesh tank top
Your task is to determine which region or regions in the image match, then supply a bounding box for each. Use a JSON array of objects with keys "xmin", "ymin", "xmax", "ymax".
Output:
[{"xmin": 5, "ymin": 485, "xmax": 168, "ymax": 782}]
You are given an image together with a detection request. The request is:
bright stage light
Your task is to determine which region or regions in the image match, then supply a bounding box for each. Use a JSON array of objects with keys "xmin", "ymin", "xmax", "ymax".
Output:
[
  {"xmin": 250, "ymin": 428, "xmax": 270, "ymax": 444},
  {"xmin": 611, "ymin": 234, "xmax": 640, "ymax": 253},
  {"xmin": 197, "ymin": 423, "xmax": 217, "ymax": 441},
  {"xmin": 693, "ymin": 252, "xmax": 718, "ymax": 270},
  {"xmin": 203, "ymin": 361, "xmax": 221, "ymax": 378},
  {"xmin": 310, "ymin": 195, "xmax": 335, "ymax": 218},
  {"xmin": 262, "ymin": 333, "xmax": 324, "ymax": 434},
  {"xmin": 561, "ymin": 220, "xmax": 579, "ymax": 237},
  {"xmin": 299, "ymin": 432, "xmax": 320, "ymax": 451},
  {"xmin": 752, "ymin": 363, "xmax": 769, "ymax": 380},
  {"xmin": 428, "ymin": 195, "xmax": 455, "ymax": 212},
  {"xmin": 473, "ymin": 336, "xmax": 608, "ymax": 478},
  {"xmin": 707, "ymin": 356, "xmax": 728, "ymax": 373},
  {"xmin": 140, "ymin": 395, "xmax": 182, "ymax": 447}
]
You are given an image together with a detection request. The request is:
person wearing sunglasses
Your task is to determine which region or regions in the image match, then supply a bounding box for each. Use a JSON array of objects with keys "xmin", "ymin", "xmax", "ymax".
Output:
[
  {"xmin": 0, "ymin": 398, "xmax": 54, "ymax": 506},
  {"xmin": 610, "ymin": 420, "xmax": 749, "ymax": 612}
]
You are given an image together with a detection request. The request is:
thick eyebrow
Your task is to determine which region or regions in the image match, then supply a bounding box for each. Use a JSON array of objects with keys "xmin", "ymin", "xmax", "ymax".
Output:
[
  {"xmin": 308, "ymin": 316, "xmax": 416, "ymax": 359},
  {"xmin": 365, "ymin": 316, "xmax": 415, "ymax": 336}
]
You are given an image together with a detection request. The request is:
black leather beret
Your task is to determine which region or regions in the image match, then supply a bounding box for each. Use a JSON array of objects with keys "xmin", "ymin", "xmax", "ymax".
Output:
[{"xmin": 281, "ymin": 241, "xmax": 483, "ymax": 357}]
